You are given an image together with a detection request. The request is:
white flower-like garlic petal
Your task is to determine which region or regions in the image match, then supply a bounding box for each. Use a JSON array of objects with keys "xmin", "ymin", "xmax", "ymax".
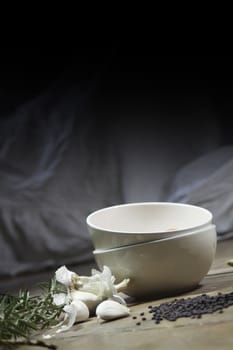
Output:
[
  {"xmin": 77, "ymin": 266, "xmax": 129, "ymax": 300},
  {"xmin": 96, "ymin": 300, "xmax": 130, "ymax": 321},
  {"xmin": 55, "ymin": 266, "xmax": 74, "ymax": 286}
]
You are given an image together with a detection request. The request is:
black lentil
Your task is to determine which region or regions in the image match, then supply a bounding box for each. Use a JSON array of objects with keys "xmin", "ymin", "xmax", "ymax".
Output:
[
  {"xmin": 150, "ymin": 292, "xmax": 233, "ymax": 323},
  {"xmin": 134, "ymin": 291, "xmax": 233, "ymax": 326}
]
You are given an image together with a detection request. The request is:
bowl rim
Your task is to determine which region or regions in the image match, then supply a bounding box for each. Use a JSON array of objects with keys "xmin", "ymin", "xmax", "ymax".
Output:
[
  {"xmin": 86, "ymin": 202, "xmax": 213, "ymax": 235},
  {"xmin": 93, "ymin": 224, "xmax": 216, "ymax": 254}
]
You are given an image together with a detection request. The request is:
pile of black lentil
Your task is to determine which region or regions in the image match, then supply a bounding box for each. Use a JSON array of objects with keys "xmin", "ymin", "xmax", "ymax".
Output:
[{"xmin": 133, "ymin": 291, "xmax": 233, "ymax": 325}]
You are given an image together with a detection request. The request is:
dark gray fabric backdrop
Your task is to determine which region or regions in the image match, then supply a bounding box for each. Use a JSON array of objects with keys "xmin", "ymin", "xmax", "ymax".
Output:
[{"xmin": 0, "ymin": 53, "xmax": 232, "ymax": 277}]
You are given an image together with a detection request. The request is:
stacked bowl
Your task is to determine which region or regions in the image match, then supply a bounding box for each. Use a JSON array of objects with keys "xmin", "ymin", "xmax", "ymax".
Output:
[{"xmin": 86, "ymin": 202, "xmax": 217, "ymax": 299}]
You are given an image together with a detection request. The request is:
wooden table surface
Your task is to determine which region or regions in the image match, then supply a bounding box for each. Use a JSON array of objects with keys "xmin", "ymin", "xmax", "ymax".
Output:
[{"xmin": 3, "ymin": 238, "xmax": 233, "ymax": 350}]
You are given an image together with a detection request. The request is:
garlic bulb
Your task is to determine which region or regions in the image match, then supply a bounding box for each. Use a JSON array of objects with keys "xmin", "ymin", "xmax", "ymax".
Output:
[
  {"xmin": 96, "ymin": 300, "xmax": 130, "ymax": 321},
  {"xmin": 53, "ymin": 264, "xmax": 131, "ymax": 332},
  {"xmin": 54, "ymin": 265, "xmax": 130, "ymax": 304}
]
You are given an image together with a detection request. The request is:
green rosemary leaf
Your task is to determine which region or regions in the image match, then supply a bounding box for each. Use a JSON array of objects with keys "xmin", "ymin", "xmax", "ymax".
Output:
[{"xmin": 0, "ymin": 278, "xmax": 64, "ymax": 341}]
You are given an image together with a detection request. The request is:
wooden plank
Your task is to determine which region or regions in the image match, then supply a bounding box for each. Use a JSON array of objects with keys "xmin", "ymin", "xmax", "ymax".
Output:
[
  {"xmin": 36, "ymin": 284, "xmax": 233, "ymax": 350},
  {"xmin": 7, "ymin": 238, "xmax": 233, "ymax": 349},
  {"xmin": 55, "ymin": 322, "xmax": 233, "ymax": 350}
]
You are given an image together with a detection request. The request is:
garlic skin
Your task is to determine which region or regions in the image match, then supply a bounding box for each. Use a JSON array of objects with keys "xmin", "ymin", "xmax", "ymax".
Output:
[
  {"xmin": 96, "ymin": 300, "xmax": 130, "ymax": 321},
  {"xmin": 55, "ymin": 266, "xmax": 76, "ymax": 287},
  {"xmin": 53, "ymin": 293, "xmax": 70, "ymax": 306}
]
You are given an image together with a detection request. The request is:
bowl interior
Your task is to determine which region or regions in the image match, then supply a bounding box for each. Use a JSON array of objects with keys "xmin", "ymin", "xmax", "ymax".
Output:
[{"xmin": 87, "ymin": 202, "xmax": 212, "ymax": 234}]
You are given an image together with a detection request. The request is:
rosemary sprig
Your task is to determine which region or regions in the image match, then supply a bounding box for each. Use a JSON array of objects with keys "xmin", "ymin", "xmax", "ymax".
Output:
[{"xmin": 0, "ymin": 278, "xmax": 64, "ymax": 341}]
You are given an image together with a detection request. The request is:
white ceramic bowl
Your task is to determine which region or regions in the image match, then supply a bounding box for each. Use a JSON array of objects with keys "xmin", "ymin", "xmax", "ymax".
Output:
[
  {"xmin": 87, "ymin": 202, "xmax": 213, "ymax": 250},
  {"xmin": 93, "ymin": 224, "xmax": 217, "ymax": 299}
]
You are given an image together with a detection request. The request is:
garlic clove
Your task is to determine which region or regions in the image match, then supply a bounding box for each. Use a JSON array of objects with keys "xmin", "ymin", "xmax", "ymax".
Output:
[
  {"xmin": 96, "ymin": 300, "xmax": 130, "ymax": 321},
  {"xmin": 56, "ymin": 300, "xmax": 89, "ymax": 333},
  {"xmin": 71, "ymin": 290, "xmax": 102, "ymax": 314},
  {"xmin": 110, "ymin": 294, "xmax": 127, "ymax": 305},
  {"xmin": 72, "ymin": 300, "xmax": 90, "ymax": 322}
]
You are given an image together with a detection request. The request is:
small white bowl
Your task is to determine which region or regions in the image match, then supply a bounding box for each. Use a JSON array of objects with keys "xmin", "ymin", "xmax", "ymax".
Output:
[
  {"xmin": 93, "ymin": 224, "xmax": 217, "ymax": 299},
  {"xmin": 87, "ymin": 202, "xmax": 213, "ymax": 250}
]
